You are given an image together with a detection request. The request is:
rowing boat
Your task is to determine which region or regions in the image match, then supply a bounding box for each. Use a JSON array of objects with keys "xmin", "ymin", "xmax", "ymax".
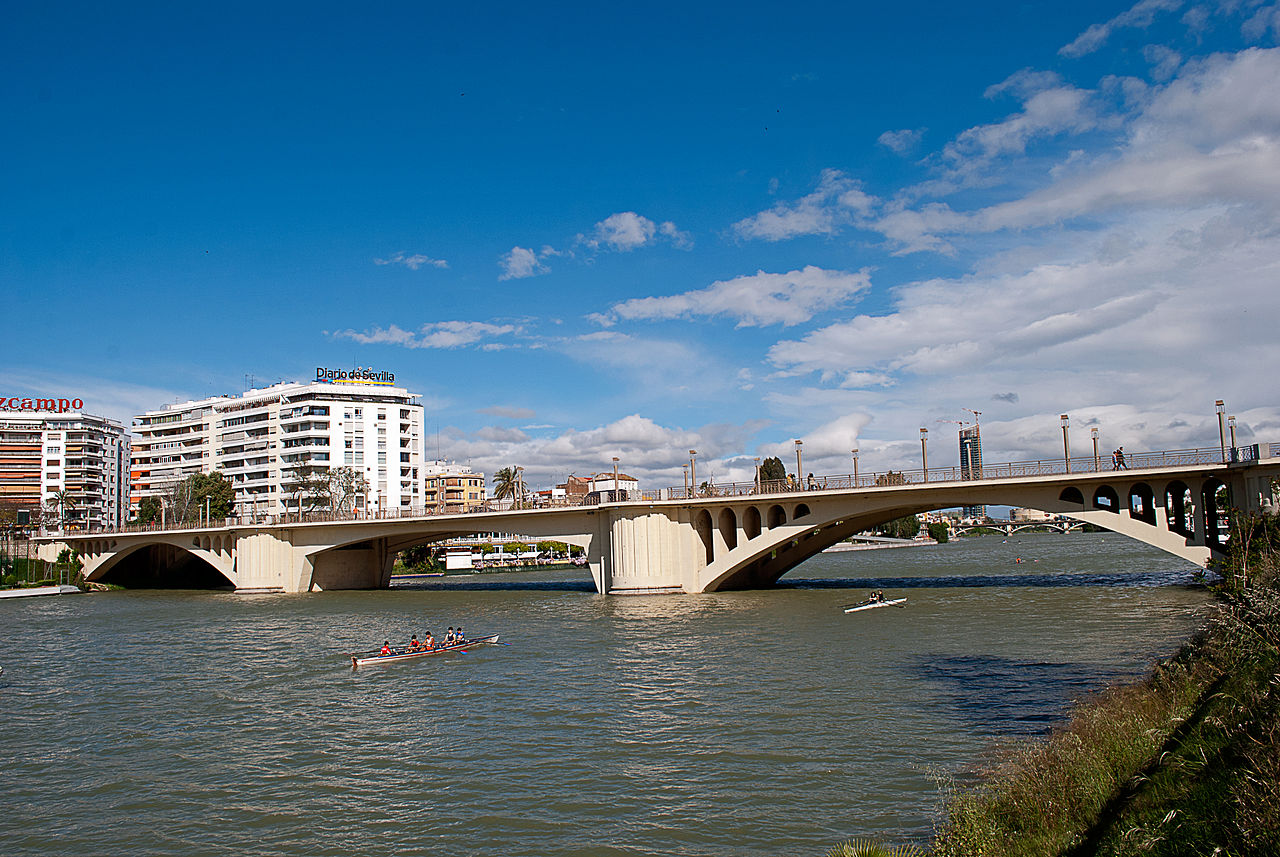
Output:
[
  {"xmin": 351, "ymin": 633, "xmax": 500, "ymax": 667},
  {"xmin": 843, "ymin": 598, "xmax": 907, "ymax": 613}
]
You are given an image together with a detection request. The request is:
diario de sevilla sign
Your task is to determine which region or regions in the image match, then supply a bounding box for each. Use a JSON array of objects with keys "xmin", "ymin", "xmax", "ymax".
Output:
[{"xmin": 315, "ymin": 366, "xmax": 395, "ymax": 385}]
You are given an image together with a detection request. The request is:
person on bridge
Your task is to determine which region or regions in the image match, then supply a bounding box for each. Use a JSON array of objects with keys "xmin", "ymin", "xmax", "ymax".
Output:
[{"xmin": 1114, "ymin": 447, "xmax": 1128, "ymax": 470}]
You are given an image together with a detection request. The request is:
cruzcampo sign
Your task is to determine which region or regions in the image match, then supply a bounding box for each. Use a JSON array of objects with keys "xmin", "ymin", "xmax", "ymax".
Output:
[
  {"xmin": 315, "ymin": 366, "xmax": 395, "ymax": 385},
  {"xmin": 0, "ymin": 396, "xmax": 84, "ymax": 412}
]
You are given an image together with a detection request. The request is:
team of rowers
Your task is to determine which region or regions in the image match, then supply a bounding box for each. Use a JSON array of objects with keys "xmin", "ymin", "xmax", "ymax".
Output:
[{"xmin": 378, "ymin": 627, "xmax": 467, "ymax": 656}]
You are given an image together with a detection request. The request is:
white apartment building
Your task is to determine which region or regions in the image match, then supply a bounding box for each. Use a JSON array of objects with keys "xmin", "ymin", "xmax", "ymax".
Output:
[
  {"xmin": 0, "ymin": 402, "xmax": 129, "ymax": 532},
  {"xmin": 131, "ymin": 376, "xmax": 425, "ymax": 520}
]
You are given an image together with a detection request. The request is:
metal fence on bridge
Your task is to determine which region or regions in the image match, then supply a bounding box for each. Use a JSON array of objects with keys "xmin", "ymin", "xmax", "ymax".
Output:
[{"xmin": 55, "ymin": 442, "xmax": 1275, "ymax": 537}]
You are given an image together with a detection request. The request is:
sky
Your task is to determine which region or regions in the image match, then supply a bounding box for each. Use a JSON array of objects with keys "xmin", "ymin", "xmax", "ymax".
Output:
[{"xmin": 4, "ymin": 0, "xmax": 1280, "ymax": 491}]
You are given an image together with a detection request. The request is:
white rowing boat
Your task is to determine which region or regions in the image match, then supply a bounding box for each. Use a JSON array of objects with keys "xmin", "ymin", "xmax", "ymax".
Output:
[
  {"xmin": 843, "ymin": 598, "xmax": 907, "ymax": 613},
  {"xmin": 351, "ymin": 633, "xmax": 500, "ymax": 667}
]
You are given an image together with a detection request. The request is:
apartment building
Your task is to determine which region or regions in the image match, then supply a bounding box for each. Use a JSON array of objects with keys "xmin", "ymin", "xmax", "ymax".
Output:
[
  {"xmin": 131, "ymin": 375, "xmax": 425, "ymax": 519},
  {"xmin": 0, "ymin": 401, "xmax": 129, "ymax": 531},
  {"xmin": 422, "ymin": 460, "xmax": 487, "ymax": 511}
]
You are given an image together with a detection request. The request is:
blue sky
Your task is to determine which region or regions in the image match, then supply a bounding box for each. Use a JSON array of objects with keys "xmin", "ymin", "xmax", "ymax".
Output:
[{"xmin": 5, "ymin": 0, "xmax": 1280, "ymax": 489}]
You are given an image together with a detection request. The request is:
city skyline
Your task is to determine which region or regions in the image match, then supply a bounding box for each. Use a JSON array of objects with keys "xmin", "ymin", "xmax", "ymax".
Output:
[{"xmin": 6, "ymin": 1, "xmax": 1280, "ymax": 489}]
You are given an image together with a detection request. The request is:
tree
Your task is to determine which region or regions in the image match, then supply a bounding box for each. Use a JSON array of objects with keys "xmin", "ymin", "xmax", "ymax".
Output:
[
  {"xmin": 189, "ymin": 472, "xmax": 236, "ymax": 521},
  {"xmin": 927, "ymin": 521, "xmax": 950, "ymax": 543},
  {"xmin": 760, "ymin": 456, "xmax": 787, "ymax": 484},
  {"xmin": 880, "ymin": 515, "xmax": 921, "ymax": 539},
  {"xmin": 46, "ymin": 489, "xmax": 77, "ymax": 530},
  {"xmin": 492, "ymin": 467, "xmax": 519, "ymax": 500},
  {"xmin": 282, "ymin": 463, "xmax": 333, "ymax": 515},
  {"xmin": 327, "ymin": 467, "xmax": 368, "ymax": 515},
  {"xmin": 137, "ymin": 496, "xmax": 163, "ymax": 524}
]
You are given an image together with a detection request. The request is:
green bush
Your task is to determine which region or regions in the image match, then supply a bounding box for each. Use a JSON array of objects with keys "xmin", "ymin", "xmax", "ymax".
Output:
[{"xmin": 927, "ymin": 521, "xmax": 950, "ymax": 543}]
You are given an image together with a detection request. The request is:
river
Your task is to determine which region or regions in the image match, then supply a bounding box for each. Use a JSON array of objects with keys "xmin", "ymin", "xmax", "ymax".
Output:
[{"xmin": 0, "ymin": 532, "xmax": 1212, "ymax": 856}]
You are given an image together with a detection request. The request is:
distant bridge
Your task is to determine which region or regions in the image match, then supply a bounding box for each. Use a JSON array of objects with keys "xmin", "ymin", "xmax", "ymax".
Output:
[
  {"xmin": 39, "ymin": 444, "xmax": 1280, "ymax": 594},
  {"xmin": 952, "ymin": 520, "xmax": 1089, "ymax": 536}
]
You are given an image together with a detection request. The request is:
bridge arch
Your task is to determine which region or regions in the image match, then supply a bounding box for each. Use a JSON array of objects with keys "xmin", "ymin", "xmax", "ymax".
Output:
[
  {"xmin": 743, "ymin": 506, "xmax": 762, "ymax": 540},
  {"xmin": 1128, "ymin": 482, "xmax": 1157, "ymax": 526},
  {"xmin": 1092, "ymin": 484, "xmax": 1120, "ymax": 513},
  {"xmin": 1165, "ymin": 481, "xmax": 1194, "ymax": 537},
  {"xmin": 1059, "ymin": 486, "xmax": 1084, "ymax": 505},
  {"xmin": 767, "ymin": 504, "xmax": 786, "ymax": 529},
  {"xmin": 717, "ymin": 508, "xmax": 737, "ymax": 552},
  {"xmin": 694, "ymin": 509, "xmax": 714, "ymax": 566},
  {"xmin": 89, "ymin": 540, "xmax": 235, "ymax": 590}
]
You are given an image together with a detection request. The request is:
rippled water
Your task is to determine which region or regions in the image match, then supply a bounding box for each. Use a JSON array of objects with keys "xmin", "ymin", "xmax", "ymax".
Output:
[{"xmin": 0, "ymin": 533, "xmax": 1212, "ymax": 856}]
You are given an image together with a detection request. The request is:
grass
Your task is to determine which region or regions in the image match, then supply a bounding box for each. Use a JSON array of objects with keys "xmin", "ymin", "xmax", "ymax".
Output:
[{"xmin": 922, "ymin": 517, "xmax": 1280, "ymax": 857}]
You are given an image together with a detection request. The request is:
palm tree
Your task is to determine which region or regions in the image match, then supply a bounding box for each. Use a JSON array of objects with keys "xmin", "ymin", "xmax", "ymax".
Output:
[
  {"xmin": 492, "ymin": 467, "xmax": 519, "ymax": 501},
  {"xmin": 46, "ymin": 489, "xmax": 76, "ymax": 531}
]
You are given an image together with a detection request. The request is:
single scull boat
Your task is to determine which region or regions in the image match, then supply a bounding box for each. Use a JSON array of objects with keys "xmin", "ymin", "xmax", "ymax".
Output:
[
  {"xmin": 351, "ymin": 633, "xmax": 500, "ymax": 667},
  {"xmin": 843, "ymin": 598, "xmax": 907, "ymax": 613}
]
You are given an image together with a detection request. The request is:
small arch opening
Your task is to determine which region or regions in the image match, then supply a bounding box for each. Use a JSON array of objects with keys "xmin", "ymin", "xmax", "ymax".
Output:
[
  {"xmin": 1165, "ymin": 480, "xmax": 1194, "ymax": 537},
  {"xmin": 1128, "ymin": 483, "xmax": 1157, "ymax": 525},
  {"xmin": 1059, "ymin": 486, "xmax": 1084, "ymax": 505},
  {"xmin": 767, "ymin": 505, "xmax": 787, "ymax": 529},
  {"xmin": 794, "ymin": 503, "xmax": 811, "ymax": 519},
  {"xmin": 1092, "ymin": 485, "xmax": 1120, "ymax": 513},
  {"xmin": 694, "ymin": 510, "xmax": 714, "ymax": 566},
  {"xmin": 718, "ymin": 508, "xmax": 738, "ymax": 551},
  {"xmin": 743, "ymin": 506, "xmax": 762, "ymax": 540}
]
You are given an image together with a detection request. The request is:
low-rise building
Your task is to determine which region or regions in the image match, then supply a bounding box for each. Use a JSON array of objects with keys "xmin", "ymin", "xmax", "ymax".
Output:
[{"xmin": 422, "ymin": 460, "xmax": 486, "ymax": 511}]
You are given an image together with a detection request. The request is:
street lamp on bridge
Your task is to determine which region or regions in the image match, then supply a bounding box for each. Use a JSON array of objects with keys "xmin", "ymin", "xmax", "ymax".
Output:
[
  {"xmin": 754, "ymin": 457, "xmax": 761, "ymax": 491},
  {"xmin": 794, "ymin": 439, "xmax": 803, "ymax": 489},
  {"xmin": 1216, "ymin": 400, "xmax": 1227, "ymax": 462},
  {"xmin": 612, "ymin": 456, "xmax": 620, "ymax": 495},
  {"xmin": 851, "ymin": 448, "xmax": 859, "ymax": 486},
  {"xmin": 689, "ymin": 450, "xmax": 697, "ymax": 494},
  {"xmin": 1061, "ymin": 414, "xmax": 1071, "ymax": 473},
  {"xmin": 920, "ymin": 427, "xmax": 929, "ymax": 482},
  {"xmin": 1229, "ymin": 415, "xmax": 1237, "ymax": 460},
  {"xmin": 1091, "ymin": 427, "xmax": 1100, "ymax": 472}
]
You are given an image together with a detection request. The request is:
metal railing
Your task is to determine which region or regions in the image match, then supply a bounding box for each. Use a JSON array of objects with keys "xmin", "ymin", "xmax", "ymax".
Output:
[{"xmin": 57, "ymin": 443, "xmax": 1273, "ymax": 537}]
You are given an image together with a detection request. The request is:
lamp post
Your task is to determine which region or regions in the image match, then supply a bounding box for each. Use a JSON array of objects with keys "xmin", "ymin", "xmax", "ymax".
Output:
[
  {"xmin": 1228, "ymin": 415, "xmax": 1237, "ymax": 460},
  {"xmin": 682, "ymin": 464, "xmax": 689, "ymax": 497},
  {"xmin": 1216, "ymin": 400, "xmax": 1227, "ymax": 462},
  {"xmin": 1090, "ymin": 427, "xmax": 1100, "ymax": 472},
  {"xmin": 851, "ymin": 448, "xmax": 859, "ymax": 486},
  {"xmin": 1060, "ymin": 414, "xmax": 1071, "ymax": 473},
  {"xmin": 754, "ymin": 457, "xmax": 761, "ymax": 492},
  {"xmin": 920, "ymin": 427, "xmax": 929, "ymax": 482},
  {"xmin": 612, "ymin": 456, "xmax": 620, "ymax": 495},
  {"xmin": 794, "ymin": 439, "xmax": 803, "ymax": 490},
  {"xmin": 689, "ymin": 450, "xmax": 697, "ymax": 495},
  {"xmin": 515, "ymin": 466, "xmax": 524, "ymax": 509}
]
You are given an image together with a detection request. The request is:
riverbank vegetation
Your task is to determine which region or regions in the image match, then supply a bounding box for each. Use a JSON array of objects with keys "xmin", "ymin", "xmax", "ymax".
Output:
[
  {"xmin": 837, "ymin": 512, "xmax": 1280, "ymax": 856},
  {"xmin": 929, "ymin": 512, "xmax": 1280, "ymax": 856}
]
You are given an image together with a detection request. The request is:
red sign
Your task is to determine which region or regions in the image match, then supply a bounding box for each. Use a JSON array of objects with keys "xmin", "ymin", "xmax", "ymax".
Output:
[{"xmin": 0, "ymin": 397, "xmax": 84, "ymax": 413}]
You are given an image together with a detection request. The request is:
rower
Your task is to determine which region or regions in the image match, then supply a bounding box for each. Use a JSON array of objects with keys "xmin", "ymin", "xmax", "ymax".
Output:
[
  {"xmin": 423, "ymin": 631, "xmax": 435, "ymax": 649},
  {"xmin": 444, "ymin": 627, "xmax": 456, "ymax": 645},
  {"xmin": 455, "ymin": 627, "xmax": 465, "ymax": 644},
  {"xmin": 409, "ymin": 635, "xmax": 420, "ymax": 651},
  {"xmin": 380, "ymin": 640, "xmax": 391, "ymax": 656}
]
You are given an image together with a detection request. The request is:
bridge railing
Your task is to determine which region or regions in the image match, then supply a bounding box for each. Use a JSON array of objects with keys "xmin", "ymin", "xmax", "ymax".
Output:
[
  {"xmin": 69, "ymin": 444, "xmax": 1259, "ymax": 537},
  {"xmin": 640, "ymin": 446, "xmax": 1228, "ymax": 501}
]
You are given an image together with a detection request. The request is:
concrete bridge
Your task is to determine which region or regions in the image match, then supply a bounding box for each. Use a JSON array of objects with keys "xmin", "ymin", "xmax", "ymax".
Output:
[{"xmin": 41, "ymin": 445, "xmax": 1280, "ymax": 594}]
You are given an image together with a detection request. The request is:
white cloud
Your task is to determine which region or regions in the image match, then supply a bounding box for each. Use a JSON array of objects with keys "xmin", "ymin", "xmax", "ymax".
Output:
[
  {"xmin": 334, "ymin": 321, "xmax": 518, "ymax": 349},
  {"xmin": 1059, "ymin": 0, "xmax": 1184, "ymax": 58},
  {"xmin": 374, "ymin": 252, "xmax": 449, "ymax": 270},
  {"xmin": 499, "ymin": 246, "xmax": 551, "ymax": 280},
  {"xmin": 731, "ymin": 169, "xmax": 875, "ymax": 241},
  {"xmin": 877, "ymin": 128, "xmax": 924, "ymax": 154},
  {"xmin": 608, "ymin": 266, "xmax": 872, "ymax": 327},
  {"xmin": 579, "ymin": 211, "xmax": 692, "ymax": 252}
]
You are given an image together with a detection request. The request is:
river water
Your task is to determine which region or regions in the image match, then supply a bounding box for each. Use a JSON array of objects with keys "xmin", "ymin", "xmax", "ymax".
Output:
[{"xmin": 0, "ymin": 532, "xmax": 1212, "ymax": 856}]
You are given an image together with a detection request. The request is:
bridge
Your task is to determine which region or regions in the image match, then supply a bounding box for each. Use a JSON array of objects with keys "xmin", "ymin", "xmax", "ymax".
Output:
[{"xmin": 39, "ymin": 444, "xmax": 1280, "ymax": 595}]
